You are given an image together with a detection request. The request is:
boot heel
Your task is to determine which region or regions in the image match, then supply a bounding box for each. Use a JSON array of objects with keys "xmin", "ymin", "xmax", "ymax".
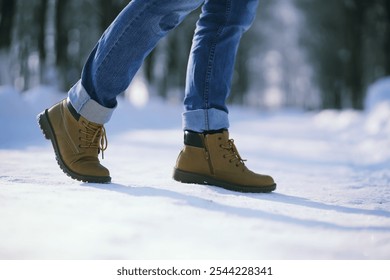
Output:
[
  {"xmin": 37, "ymin": 110, "xmax": 52, "ymax": 140},
  {"xmin": 173, "ymin": 168, "xmax": 208, "ymax": 185}
]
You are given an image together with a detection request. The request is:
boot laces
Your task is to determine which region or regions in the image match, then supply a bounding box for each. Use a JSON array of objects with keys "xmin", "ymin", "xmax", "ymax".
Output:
[
  {"xmin": 79, "ymin": 121, "xmax": 108, "ymax": 159},
  {"xmin": 221, "ymin": 139, "xmax": 247, "ymax": 168}
]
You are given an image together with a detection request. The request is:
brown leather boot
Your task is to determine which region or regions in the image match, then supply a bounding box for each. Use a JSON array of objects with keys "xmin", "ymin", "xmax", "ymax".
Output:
[
  {"xmin": 37, "ymin": 99, "xmax": 111, "ymax": 183},
  {"xmin": 173, "ymin": 130, "xmax": 276, "ymax": 193}
]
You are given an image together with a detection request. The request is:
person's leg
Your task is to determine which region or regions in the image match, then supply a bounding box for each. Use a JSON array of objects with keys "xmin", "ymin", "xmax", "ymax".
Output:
[
  {"xmin": 69, "ymin": 0, "xmax": 204, "ymax": 124},
  {"xmin": 38, "ymin": 0, "xmax": 204, "ymax": 183},
  {"xmin": 174, "ymin": 0, "xmax": 276, "ymax": 192},
  {"xmin": 183, "ymin": 0, "xmax": 259, "ymax": 132}
]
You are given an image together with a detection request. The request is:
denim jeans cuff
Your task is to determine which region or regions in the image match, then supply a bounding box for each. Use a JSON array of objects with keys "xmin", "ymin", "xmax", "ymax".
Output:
[
  {"xmin": 182, "ymin": 108, "xmax": 230, "ymax": 132},
  {"xmin": 67, "ymin": 80, "xmax": 115, "ymax": 124}
]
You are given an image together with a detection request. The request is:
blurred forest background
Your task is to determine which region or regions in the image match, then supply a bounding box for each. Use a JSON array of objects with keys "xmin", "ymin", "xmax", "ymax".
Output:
[{"xmin": 0, "ymin": 0, "xmax": 389, "ymax": 110}]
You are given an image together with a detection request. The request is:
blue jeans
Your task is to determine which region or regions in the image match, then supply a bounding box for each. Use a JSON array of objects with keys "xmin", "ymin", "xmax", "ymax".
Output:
[{"xmin": 68, "ymin": 0, "xmax": 258, "ymax": 132}]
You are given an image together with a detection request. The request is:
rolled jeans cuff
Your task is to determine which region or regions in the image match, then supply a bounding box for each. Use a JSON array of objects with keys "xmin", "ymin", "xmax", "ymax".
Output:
[
  {"xmin": 182, "ymin": 108, "xmax": 230, "ymax": 132},
  {"xmin": 67, "ymin": 80, "xmax": 115, "ymax": 124}
]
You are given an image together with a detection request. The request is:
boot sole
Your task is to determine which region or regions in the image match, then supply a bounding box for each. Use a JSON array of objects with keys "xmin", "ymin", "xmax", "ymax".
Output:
[
  {"xmin": 173, "ymin": 168, "xmax": 276, "ymax": 193},
  {"xmin": 37, "ymin": 110, "xmax": 111, "ymax": 183}
]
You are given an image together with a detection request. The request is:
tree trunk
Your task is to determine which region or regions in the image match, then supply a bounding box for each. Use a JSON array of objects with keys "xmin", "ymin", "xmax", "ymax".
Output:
[
  {"xmin": 98, "ymin": 0, "xmax": 124, "ymax": 32},
  {"xmin": 55, "ymin": 0, "xmax": 69, "ymax": 89},
  {"xmin": 384, "ymin": 0, "xmax": 390, "ymax": 75},
  {"xmin": 342, "ymin": 0, "xmax": 366, "ymax": 109},
  {"xmin": 0, "ymin": 0, "xmax": 16, "ymax": 49},
  {"xmin": 36, "ymin": 0, "xmax": 49, "ymax": 84},
  {"xmin": 0, "ymin": 0, "xmax": 15, "ymax": 85},
  {"xmin": 37, "ymin": 0, "xmax": 48, "ymax": 62}
]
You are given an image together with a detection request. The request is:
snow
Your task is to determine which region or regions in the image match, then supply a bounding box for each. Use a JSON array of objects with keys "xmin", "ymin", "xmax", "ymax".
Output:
[
  {"xmin": 365, "ymin": 77, "xmax": 390, "ymax": 112},
  {"xmin": 0, "ymin": 84, "xmax": 389, "ymax": 260}
]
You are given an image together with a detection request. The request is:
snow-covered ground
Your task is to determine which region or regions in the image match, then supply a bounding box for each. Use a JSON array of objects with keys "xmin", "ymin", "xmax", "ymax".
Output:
[{"xmin": 0, "ymin": 82, "xmax": 389, "ymax": 260}]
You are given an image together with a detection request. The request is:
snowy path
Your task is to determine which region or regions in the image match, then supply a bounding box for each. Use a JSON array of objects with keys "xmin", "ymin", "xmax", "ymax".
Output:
[{"xmin": 0, "ymin": 89, "xmax": 389, "ymax": 259}]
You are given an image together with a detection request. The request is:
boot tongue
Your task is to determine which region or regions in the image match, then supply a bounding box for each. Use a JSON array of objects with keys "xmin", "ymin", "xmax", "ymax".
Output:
[
  {"xmin": 204, "ymin": 129, "xmax": 229, "ymax": 141},
  {"xmin": 204, "ymin": 129, "xmax": 228, "ymax": 135},
  {"xmin": 222, "ymin": 130, "xmax": 229, "ymax": 139}
]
